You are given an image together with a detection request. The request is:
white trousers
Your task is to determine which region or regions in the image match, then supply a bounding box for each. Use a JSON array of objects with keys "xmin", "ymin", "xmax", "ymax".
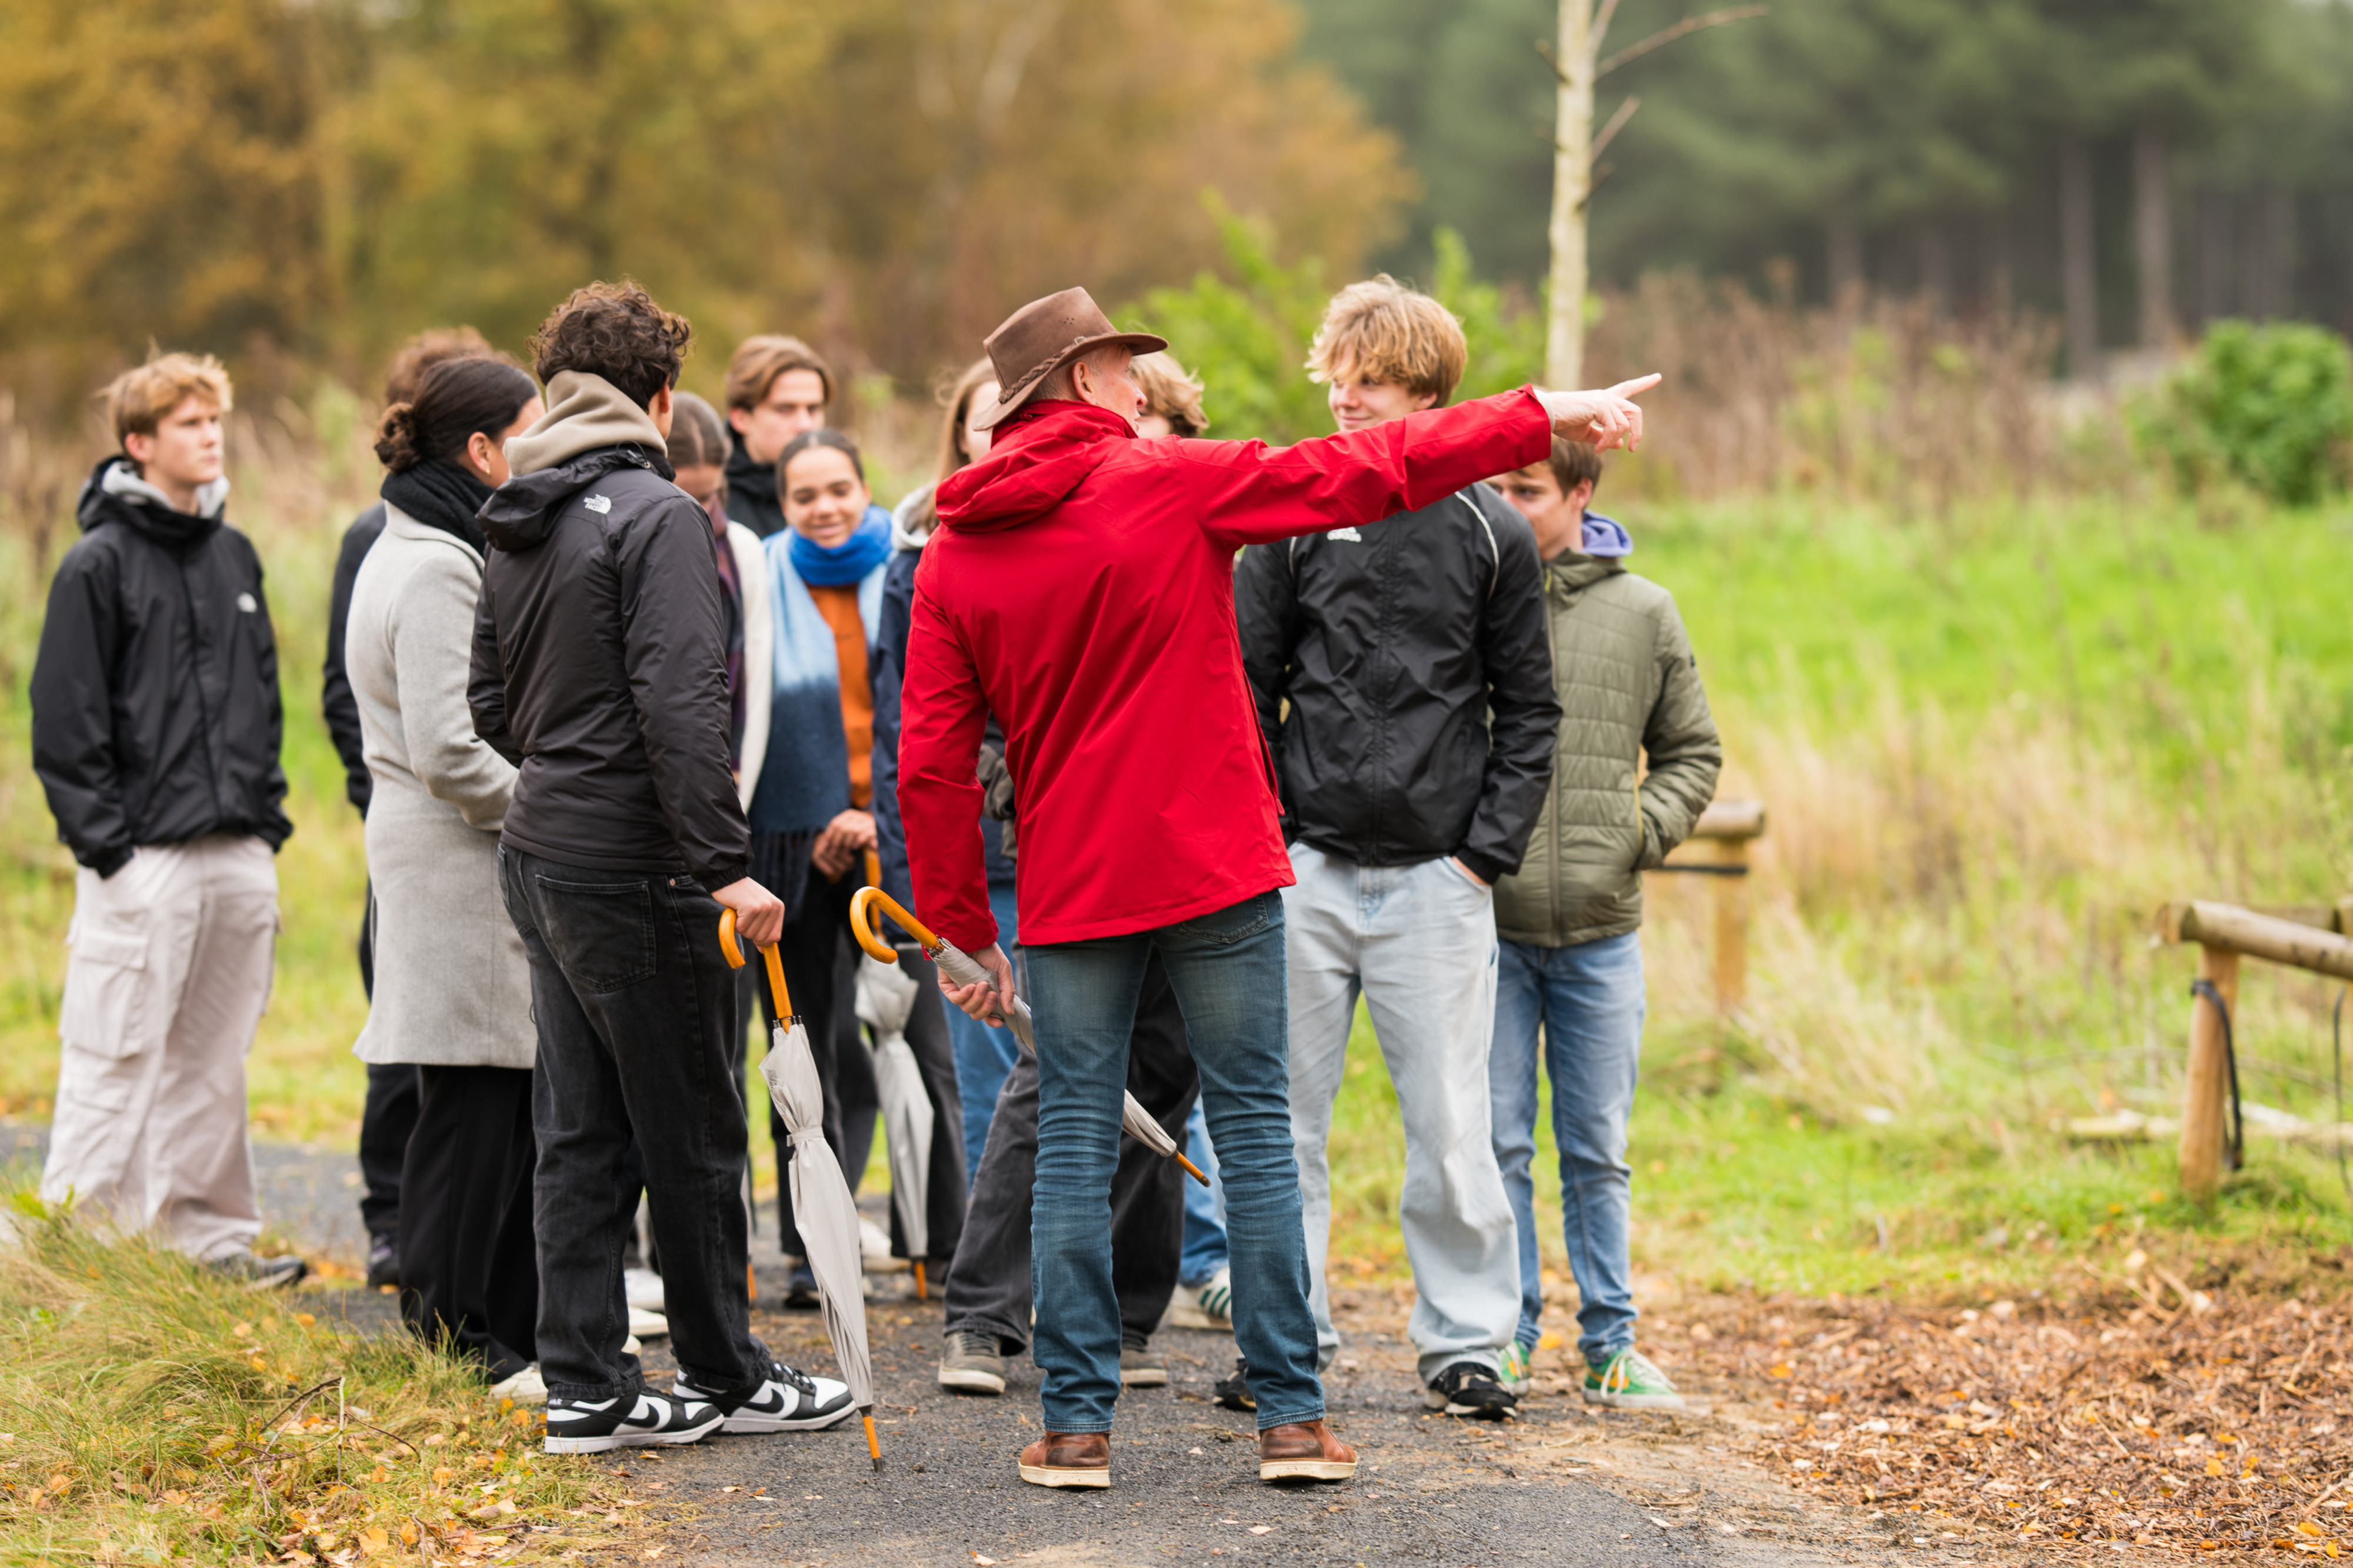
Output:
[
  {"xmin": 41, "ymin": 836, "xmax": 276, "ymax": 1260},
  {"xmin": 1282, "ymin": 843, "xmax": 1521, "ymax": 1382}
]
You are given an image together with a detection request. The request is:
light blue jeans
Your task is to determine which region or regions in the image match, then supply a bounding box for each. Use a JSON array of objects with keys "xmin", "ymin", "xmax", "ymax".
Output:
[
  {"xmin": 1026, "ymin": 892, "xmax": 1322, "ymax": 1434},
  {"xmin": 1178, "ymin": 1103, "xmax": 1229, "ymax": 1286},
  {"xmin": 1284, "ymin": 845, "xmax": 1520, "ymax": 1384},
  {"xmin": 1489, "ymin": 931, "xmax": 1644, "ymax": 1367},
  {"xmin": 945, "ymin": 882, "xmax": 1024, "ymax": 1186}
]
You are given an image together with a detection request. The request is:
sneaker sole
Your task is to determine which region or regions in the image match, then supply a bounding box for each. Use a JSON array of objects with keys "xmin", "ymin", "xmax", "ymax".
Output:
[
  {"xmin": 1213, "ymin": 1393, "xmax": 1256, "ymax": 1413},
  {"xmin": 1582, "ymin": 1390, "xmax": 1688, "ymax": 1410},
  {"xmin": 716, "ymin": 1405, "xmax": 856, "ymax": 1433},
  {"xmin": 543, "ymin": 1411, "xmax": 725, "ymax": 1454},
  {"xmin": 1164, "ymin": 1305, "xmax": 1230, "ymax": 1332},
  {"xmin": 1120, "ymin": 1368, "xmax": 1170, "ymax": 1387},
  {"xmin": 1018, "ymin": 1463, "xmax": 1111, "ymax": 1489},
  {"xmin": 939, "ymin": 1367, "xmax": 1007, "ymax": 1396},
  {"xmin": 1260, "ymin": 1458, "xmax": 1356, "ymax": 1482},
  {"xmin": 1421, "ymin": 1389, "xmax": 1517, "ymax": 1419}
]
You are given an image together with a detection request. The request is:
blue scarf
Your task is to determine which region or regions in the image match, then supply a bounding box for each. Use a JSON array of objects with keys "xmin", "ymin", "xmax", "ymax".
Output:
[
  {"xmin": 787, "ymin": 505, "xmax": 892, "ymax": 585},
  {"xmin": 1581, "ymin": 509, "xmax": 1633, "ymax": 558}
]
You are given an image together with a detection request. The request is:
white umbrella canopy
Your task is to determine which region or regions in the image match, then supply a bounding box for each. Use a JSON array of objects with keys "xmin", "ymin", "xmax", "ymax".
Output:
[
  {"xmin": 852, "ymin": 949, "xmax": 934, "ymax": 1292},
  {"xmin": 850, "ymin": 889, "xmax": 1205, "ymax": 1185},
  {"xmin": 722, "ymin": 912, "xmax": 883, "ymax": 1472}
]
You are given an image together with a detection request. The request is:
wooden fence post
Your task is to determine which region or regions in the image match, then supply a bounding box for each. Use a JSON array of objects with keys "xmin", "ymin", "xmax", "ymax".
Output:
[
  {"xmin": 1711, "ymin": 833, "xmax": 1749, "ymax": 1014},
  {"xmin": 2180, "ymin": 943, "xmax": 2239, "ymax": 1206}
]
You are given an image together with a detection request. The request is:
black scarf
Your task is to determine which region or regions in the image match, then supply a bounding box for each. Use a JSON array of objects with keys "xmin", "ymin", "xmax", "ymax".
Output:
[
  {"xmin": 382, "ymin": 459, "xmax": 492, "ymax": 553},
  {"xmin": 724, "ymin": 429, "xmax": 784, "ymax": 536}
]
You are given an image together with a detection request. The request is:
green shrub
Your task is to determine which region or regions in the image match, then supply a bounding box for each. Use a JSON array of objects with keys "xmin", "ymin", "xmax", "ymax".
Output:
[{"xmin": 2138, "ymin": 320, "xmax": 2353, "ymax": 506}]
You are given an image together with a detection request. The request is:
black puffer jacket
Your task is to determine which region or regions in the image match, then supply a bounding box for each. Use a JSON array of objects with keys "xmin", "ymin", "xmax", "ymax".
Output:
[
  {"xmin": 31, "ymin": 457, "xmax": 292, "ymax": 876},
  {"xmin": 1234, "ymin": 482, "xmax": 1559, "ymax": 885},
  {"xmin": 320, "ymin": 503, "xmax": 386, "ymax": 813},
  {"xmin": 469, "ymin": 443, "xmax": 749, "ymax": 889}
]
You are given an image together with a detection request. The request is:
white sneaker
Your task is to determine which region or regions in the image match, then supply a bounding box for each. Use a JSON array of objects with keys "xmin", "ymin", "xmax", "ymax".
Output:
[
  {"xmin": 544, "ymin": 1390, "xmax": 722, "ymax": 1454},
  {"xmin": 629, "ymin": 1306, "xmax": 669, "ymax": 1340},
  {"xmin": 624, "ymin": 1267, "xmax": 667, "ymax": 1315},
  {"xmin": 489, "ymin": 1363, "xmax": 548, "ymax": 1407},
  {"xmin": 860, "ymin": 1218, "xmax": 908, "ymax": 1272},
  {"xmin": 673, "ymin": 1358, "xmax": 854, "ymax": 1433},
  {"xmin": 1166, "ymin": 1268, "xmax": 1232, "ymax": 1331}
]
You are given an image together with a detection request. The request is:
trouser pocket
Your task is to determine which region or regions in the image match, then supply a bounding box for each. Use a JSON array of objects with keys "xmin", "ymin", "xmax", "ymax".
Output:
[
  {"xmin": 531, "ymin": 876, "xmax": 658, "ymax": 995},
  {"xmin": 58, "ymin": 926, "xmax": 152, "ymax": 1060}
]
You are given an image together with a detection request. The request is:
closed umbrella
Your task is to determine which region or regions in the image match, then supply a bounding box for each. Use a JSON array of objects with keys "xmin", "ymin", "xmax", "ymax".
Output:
[
  {"xmin": 849, "ymin": 888, "xmax": 1207, "ymax": 1186},
  {"xmin": 720, "ymin": 910, "xmax": 884, "ymax": 1472},
  {"xmin": 852, "ymin": 942, "xmax": 934, "ymax": 1297}
]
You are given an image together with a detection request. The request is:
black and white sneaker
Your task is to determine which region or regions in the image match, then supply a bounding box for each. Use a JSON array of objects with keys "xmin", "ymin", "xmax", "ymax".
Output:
[
  {"xmin": 1422, "ymin": 1360, "xmax": 1518, "ymax": 1420},
  {"xmin": 673, "ymin": 1359, "xmax": 854, "ymax": 1433},
  {"xmin": 543, "ymin": 1390, "xmax": 724, "ymax": 1453},
  {"xmin": 1212, "ymin": 1356, "xmax": 1257, "ymax": 1413}
]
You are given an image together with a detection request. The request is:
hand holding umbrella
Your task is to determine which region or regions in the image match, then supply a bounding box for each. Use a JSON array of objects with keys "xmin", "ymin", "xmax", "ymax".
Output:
[
  {"xmin": 719, "ymin": 909, "xmax": 885, "ymax": 1472},
  {"xmin": 849, "ymin": 887, "xmax": 1208, "ymax": 1186}
]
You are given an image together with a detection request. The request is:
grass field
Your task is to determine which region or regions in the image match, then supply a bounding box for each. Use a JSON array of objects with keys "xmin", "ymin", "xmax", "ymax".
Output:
[{"xmin": 0, "ymin": 409, "xmax": 2348, "ymax": 1306}]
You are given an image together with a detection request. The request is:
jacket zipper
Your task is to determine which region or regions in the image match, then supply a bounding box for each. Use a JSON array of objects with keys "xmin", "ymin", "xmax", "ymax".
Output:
[{"xmin": 177, "ymin": 555, "xmax": 226, "ymax": 824}]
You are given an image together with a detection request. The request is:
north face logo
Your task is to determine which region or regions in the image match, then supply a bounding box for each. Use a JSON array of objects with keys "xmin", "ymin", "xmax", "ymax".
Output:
[{"xmin": 584, "ymin": 495, "xmax": 613, "ymax": 515}]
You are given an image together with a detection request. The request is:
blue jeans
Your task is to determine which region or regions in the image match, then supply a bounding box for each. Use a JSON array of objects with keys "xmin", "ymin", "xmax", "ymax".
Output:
[
  {"xmin": 945, "ymin": 882, "xmax": 1023, "ymax": 1186},
  {"xmin": 1488, "ymin": 932, "xmax": 1644, "ymax": 1367},
  {"xmin": 1025, "ymin": 892, "xmax": 1321, "ymax": 1434},
  {"xmin": 1178, "ymin": 1103, "xmax": 1229, "ymax": 1286}
]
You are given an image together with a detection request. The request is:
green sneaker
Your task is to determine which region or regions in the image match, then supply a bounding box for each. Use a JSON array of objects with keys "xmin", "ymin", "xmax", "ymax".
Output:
[
  {"xmin": 1582, "ymin": 1347, "xmax": 1687, "ymax": 1411},
  {"xmin": 1496, "ymin": 1339, "xmax": 1534, "ymax": 1396}
]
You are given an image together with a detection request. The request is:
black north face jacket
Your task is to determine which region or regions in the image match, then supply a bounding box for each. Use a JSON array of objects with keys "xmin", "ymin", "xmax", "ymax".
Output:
[
  {"xmin": 30, "ymin": 458, "xmax": 292, "ymax": 877},
  {"xmin": 1234, "ymin": 482, "xmax": 1559, "ymax": 886}
]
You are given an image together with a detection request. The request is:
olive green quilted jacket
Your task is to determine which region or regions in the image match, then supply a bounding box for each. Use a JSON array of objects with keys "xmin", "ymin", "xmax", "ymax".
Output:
[{"xmin": 1492, "ymin": 553, "xmax": 1721, "ymax": 948}]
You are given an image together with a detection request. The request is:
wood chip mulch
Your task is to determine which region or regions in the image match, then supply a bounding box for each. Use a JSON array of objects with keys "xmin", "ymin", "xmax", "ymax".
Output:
[{"xmin": 1664, "ymin": 1275, "xmax": 2353, "ymax": 1557}]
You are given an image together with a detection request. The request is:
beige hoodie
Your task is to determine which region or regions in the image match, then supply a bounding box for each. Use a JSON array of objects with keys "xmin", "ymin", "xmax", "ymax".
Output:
[{"xmin": 503, "ymin": 371, "xmax": 667, "ymax": 477}]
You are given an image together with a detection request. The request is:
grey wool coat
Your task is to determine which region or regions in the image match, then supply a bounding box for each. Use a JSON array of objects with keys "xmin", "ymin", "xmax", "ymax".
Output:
[{"xmin": 346, "ymin": 505, "xmax": 535, "ymax": 1069}]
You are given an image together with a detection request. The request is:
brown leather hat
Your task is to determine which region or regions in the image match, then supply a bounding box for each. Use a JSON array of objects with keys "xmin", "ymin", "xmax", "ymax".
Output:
[{"xmin": 971, "ymin": 287, "xmax": 1168, "ymax": 430}]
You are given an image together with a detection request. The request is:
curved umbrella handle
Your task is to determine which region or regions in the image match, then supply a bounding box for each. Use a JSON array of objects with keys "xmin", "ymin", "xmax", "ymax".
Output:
[
  {"xmin": 849, "ymin": 886, "xmax": 940, "ymax": 965},
  {"xmin": 718, "ymin": 909, "xmax": 795, "ymax": 1017}
]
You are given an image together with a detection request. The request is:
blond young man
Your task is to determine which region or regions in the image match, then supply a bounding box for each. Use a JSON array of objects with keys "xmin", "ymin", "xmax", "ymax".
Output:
[
  {"xmin": 30, "ymin": 355, "xmax": 301, "ymax": 1285},
  {"xmin": 722, "ymin": 335, "xmax": 833, "ymax": 538},
  {"xmin": 1232, "ymin": 280, "xmax": 1559, "ymax": 1419}
]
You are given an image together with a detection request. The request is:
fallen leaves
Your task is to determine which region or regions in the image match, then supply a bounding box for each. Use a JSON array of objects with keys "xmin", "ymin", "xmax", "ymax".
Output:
[{"xmin": 1671, "ymin": 1286, "xmax": 2353, "ymax": 1561}]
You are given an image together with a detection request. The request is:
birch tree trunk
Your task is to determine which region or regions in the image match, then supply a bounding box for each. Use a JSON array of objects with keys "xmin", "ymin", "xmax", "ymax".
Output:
[{"xmin": 1545, "ymin": 0, "xmax": 1597, "ymax": 388}]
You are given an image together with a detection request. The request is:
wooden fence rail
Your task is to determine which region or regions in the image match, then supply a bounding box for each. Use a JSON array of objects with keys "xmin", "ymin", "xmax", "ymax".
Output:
[{"xmin": 2157, "ymin": 898, "xmax": 2353, "ymax": 1204}]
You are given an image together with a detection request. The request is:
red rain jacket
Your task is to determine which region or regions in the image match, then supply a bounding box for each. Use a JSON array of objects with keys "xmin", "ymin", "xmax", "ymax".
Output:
[{"xmin": 898, "ymin": 390, "xmax": 1553, "ymax": 951}]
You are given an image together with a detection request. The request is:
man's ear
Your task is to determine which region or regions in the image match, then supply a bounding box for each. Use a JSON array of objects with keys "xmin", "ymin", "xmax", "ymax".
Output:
[
  {"xmin": 728, "ymin": 402, "xmax": 750, "ymax": 436},
  {"xmin": 122, "ymin": 431, "xmax": 152, "ymax": 468}
]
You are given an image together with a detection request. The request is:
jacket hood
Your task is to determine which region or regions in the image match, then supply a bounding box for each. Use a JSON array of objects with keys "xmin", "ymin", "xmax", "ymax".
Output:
[
  {"xmin": 1546, "ymin": 551, "xmax": 1628, "ymax": 592},
  {"xmin": 76, "ymin": 457, "xmax": 227, "ymax": 548},
  {"xmin": 505, "ymin": 372, "xmax": 670, "ymax": 477},
  {"xmin": 724, "ymin": 429, "xmax": 778, "ymax": 512},
  {"xmin": 934, "ymin": 401, "xmax": 1129, "ymax": 534},
  {"xmin": 478, "ymin": 446, "xmax": 669, "ymax": 552},
  {"xmin": 888, "ymin": 482, "xmax": 934, "ymax": 552}
]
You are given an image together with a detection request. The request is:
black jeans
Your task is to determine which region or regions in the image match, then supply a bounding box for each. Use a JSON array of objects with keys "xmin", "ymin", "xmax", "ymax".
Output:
[
  {"xmin": 942, "ymin": 951, "xmax": 1194, "ymax": 1353},
  {"xmin": 399, "ymin": 1065, "xmax": 537, "ymax": 1382},
  {"xmin": 500, "ymin": 848, "xmax": 762, "ymax": 1402},
  {"xmin": 764, "ymin": 866, "xmax": 876, "ymax": 1248}
]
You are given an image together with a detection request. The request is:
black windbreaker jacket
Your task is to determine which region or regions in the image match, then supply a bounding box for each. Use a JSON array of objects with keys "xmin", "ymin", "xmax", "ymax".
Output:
[
  {"xmin": 1234, "ymin": 482, "xmax": 1559, "ymax": 886},
  {"xmin": 468, "ymin": 445, "xmax": 751, "ymax": 889},
  {"xmin": 31, "ymin": 458, "xmax": 292, "ymax": 877}
]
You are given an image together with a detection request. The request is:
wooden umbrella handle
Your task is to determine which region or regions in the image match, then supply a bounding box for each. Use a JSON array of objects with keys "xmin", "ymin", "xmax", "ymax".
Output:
[
  {"xmin": 848, "ymin": 886, "xmax": 940, "ymax": 965},
  {"xmin": 717, "ymin": 909, "xmax": 794, "ymax": 1016}
]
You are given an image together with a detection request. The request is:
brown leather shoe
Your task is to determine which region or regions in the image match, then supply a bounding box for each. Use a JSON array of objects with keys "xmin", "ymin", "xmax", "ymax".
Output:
[
  {"xmin": 1018, "ymin": 1430, "xmax": 1112, "ymax": 1489},
  {"xmin": 1258, "ymin": 1419, "xmax": 1357, "ymax": 1482}
]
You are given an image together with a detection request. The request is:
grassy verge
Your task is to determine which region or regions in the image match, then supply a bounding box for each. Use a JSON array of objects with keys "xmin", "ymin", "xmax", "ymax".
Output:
[{"xmin": 0, "ymin": 1187, "xmax": 652, "ymax": 1565}]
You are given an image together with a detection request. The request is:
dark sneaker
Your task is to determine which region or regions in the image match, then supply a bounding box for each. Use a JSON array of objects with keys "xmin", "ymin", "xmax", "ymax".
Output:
[
  {"xmin": 1119, "ymin": 1329, "xmax": 1168, "ymax": 1387},
  {"xmin": 1212, "ymin": 1356, "xmax": 1255, "ymax": 1413},
  {"xmin": 674, "ymin": 1358, "xmax": 853, "ymax": 1432},
  {"xmin": 365, "ymin": 1235, "xmax": 398, "ymax": 1290},
  {"xmin": 782, "ymin": 1260, "xmax": 819, "ymax": 1309},
  {"xmin": 1423, "ymin": 1361, "xmax": 1518, "ymax": 1420},
  {"xmin": 209, "ymin": 1249, "xmax": 307, "ymax": 1290},
  {"xmin": 543, "ymin": 1390, "xmax": 723, "ymax": 1454},
  {"xmin": 938, "ymin": 1329, "xmax": 1008, "ymax": 1396}
]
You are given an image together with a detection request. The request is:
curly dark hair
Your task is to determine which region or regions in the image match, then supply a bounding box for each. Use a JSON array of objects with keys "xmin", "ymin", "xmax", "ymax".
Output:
[{"xmin": 529, "ymin": 281, "xmax": 692, "ymax": 409}]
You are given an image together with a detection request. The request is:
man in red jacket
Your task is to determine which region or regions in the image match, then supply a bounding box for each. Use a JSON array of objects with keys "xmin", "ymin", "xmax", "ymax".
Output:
[{"xmin": 899, "ymin": 286, "xmax": 1652, "ymax": 1490}]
